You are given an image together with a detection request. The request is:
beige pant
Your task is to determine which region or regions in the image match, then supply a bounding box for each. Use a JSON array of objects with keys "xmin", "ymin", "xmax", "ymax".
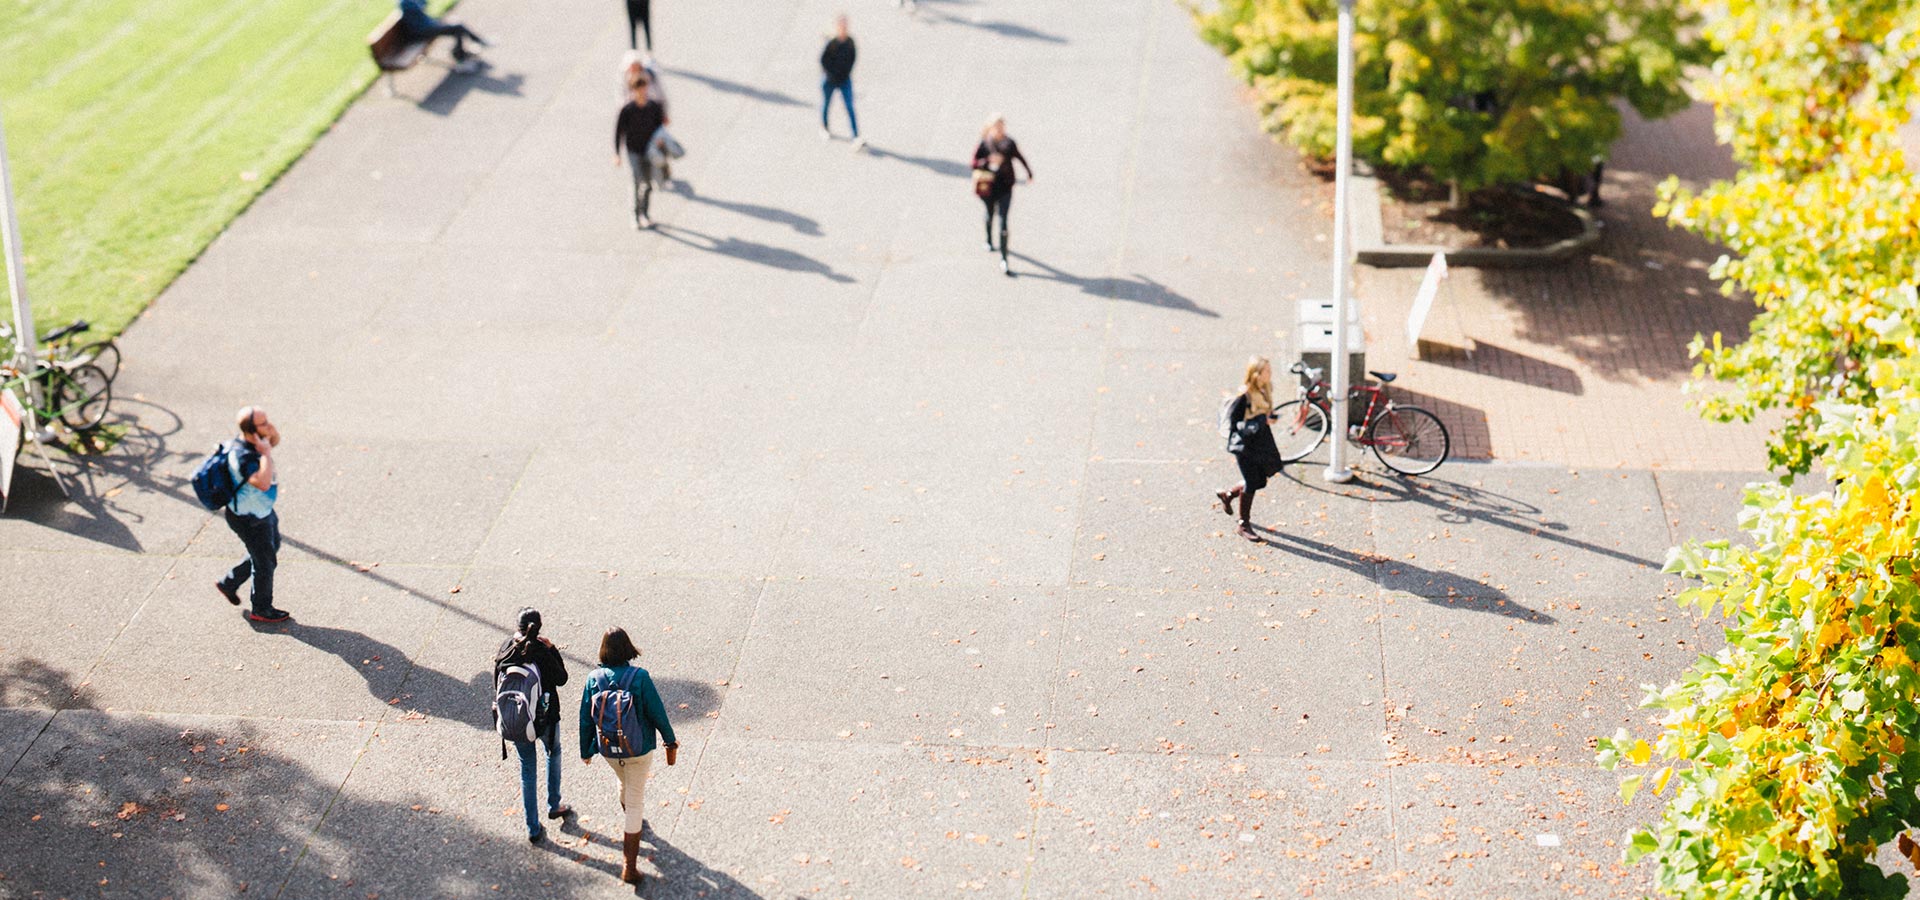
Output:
[{"xmin": 607, "ymin": 753, "xmax": 654, "ymax": 833}]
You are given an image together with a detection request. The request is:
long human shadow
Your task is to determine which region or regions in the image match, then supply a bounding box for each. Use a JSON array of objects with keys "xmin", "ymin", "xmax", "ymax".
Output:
[
  {"xmin": 0, "ymin": 661, "xmax": 704, "ymax": 897},
  {"xmin": 661, "ymin": 66, "xmax": 806, "ymax": 108},
  {"xmin": 1276, "ymin": 466, "xmax": 1664, "ymax": 572},
  {"xmin": 676, "ymin": 182, "xmax": 821, "ymax": 235},
  {"xmin": 1257, "ymin": 527, "xmax": 1556, "ymax": 624},
  {"xmin": 268, "ymin": 621, "xmax": 492, "ymax": 729},
  {"xmin": 919, "ymin": 8, "xmax": 1068, "ymax": 43},
  {"xmin": 420, "ymin": 60, "xmax": 527, "ymax": 116},
  {"xmin": 654, "ymin": 224, "xmax": 855, "ymax": 283},
  {"xmin": 865, "ymin": 145, "xmax": 971, "ymax": 180},
  {"xmin": 1009, "ymin": 253, "xmax": 1218, "ymax": 317}
]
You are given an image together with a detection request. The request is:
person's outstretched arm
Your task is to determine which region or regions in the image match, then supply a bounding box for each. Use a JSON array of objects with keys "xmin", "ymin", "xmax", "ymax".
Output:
[
  {"xmin": 577, "ymin": 676, "xmax": 598, "ymax": 761},
  {"xmin": 1012, "ymin": 143, "xmax": 1034, "ymax": 180}
]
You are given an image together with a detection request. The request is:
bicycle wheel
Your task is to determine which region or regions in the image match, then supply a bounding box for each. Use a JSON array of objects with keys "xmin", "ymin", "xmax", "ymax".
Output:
[
  {"xmin": 1271, "ymin": 399, "xmax": 1331, "ymax": 462},
  {"xmin": 70, "ymin": 340, "xmax": 120, "ymax": 382},
  {"xmin": 54, "ymin": 364, "xmax": 112, "ymax": 431},
  {"xmin": 1367, "ymin": 405, "xmax": 1449, "ymax": 475}
]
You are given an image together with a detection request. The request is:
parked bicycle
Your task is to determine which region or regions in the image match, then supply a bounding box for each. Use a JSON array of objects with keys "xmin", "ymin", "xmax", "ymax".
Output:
[
  {"xmin": 0, "ymin": 318, "xmax": 120, "ymax": 383},
  {"xmin": 1271, "ymin": 362, "xmax": 1450, "ymax": 475},
  {"xmin": 0, "ymin": 356, "xmax": 112, "ymax": 432}
]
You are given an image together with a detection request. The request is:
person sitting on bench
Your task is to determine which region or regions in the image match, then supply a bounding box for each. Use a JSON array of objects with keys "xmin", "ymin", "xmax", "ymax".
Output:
[{"xmin": 397, "ymin": 0, "xmax": 491, "ymax": 69}]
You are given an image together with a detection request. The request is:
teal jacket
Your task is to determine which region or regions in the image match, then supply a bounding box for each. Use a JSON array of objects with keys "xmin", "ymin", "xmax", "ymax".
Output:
[{"xmin": 577, "ymin": 664, "xmax": 676, "ymax": 760}]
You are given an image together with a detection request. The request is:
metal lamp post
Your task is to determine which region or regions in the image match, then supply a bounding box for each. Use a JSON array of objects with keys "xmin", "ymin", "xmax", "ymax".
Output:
[
  {"xmin": 0, "ymin": 107, "xmax": 37, "ymax": 404},
  {"xmin": 1323, "ymin": 0, "xmax": 1357, "ymax": 484}
]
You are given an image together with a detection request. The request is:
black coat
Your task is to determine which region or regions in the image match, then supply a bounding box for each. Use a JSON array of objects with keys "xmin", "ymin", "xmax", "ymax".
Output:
[{"xmin": 1227, "ymin": 392, "xmax": 1284, "ymax": 491}]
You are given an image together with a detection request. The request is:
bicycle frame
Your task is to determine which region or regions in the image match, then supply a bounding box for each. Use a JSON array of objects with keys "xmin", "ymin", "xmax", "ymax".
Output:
[{"xmin": 1296, "ymin": 375, "xmax": 1394, "ymax": 446}]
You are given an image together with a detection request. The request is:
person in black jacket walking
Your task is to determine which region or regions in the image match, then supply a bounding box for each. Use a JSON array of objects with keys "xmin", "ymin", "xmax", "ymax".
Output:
[
  {"xmin": 614, "ymin": 72, "xmax": 669, "ymax": 229},
  {"xmin": 1216, "ymin": 356, "xmax": 1285, "ymax": 541},
  {"xmin": 820, "ymin": 16, "xmax": 863, "ymax": 149},
  {"xmin": 971, "ymin": 115, "xmax": 1032, "ymax": 276},
  {"xmin": 496, "ymin": 608, "xmax": 571, "ymax": 842},
  {"xmin": 626, "ymin": 0, "xmax": 652, "ymax": 51}
]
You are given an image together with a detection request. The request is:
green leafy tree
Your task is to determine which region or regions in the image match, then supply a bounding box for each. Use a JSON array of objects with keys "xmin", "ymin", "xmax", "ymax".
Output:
[
  {"xmin": 1657, "ymin": 0, "xmax": 1920, "ymax": 474},
  {"xmin": 1598, "ymin": 304, "xmax": 1920, "ymax": 899},
  {"xmin": 1194, "ymin": 0, "xmax": 1704, "ymax": 193}
]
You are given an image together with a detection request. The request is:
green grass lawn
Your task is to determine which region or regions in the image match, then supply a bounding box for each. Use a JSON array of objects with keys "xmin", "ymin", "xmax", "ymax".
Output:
[{"xmin": 0, "ymin": 0, "xmax": 440, "ymax": 339}]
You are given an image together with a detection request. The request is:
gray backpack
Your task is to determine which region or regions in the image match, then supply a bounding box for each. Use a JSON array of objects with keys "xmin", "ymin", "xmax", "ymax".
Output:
[{"xmin": 494, "ymin": 662, "xmax": 541, "ymax": 757}]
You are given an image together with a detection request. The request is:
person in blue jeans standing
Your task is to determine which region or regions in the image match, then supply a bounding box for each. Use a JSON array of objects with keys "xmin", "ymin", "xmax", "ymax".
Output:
[
  {"xmin": 819, "ymin": 15, "xmax": 864, "ymax": 150},
  {"xmin": 496, "ymin": 607, "xmax": 571, "ymax": 842},
  {"xmin": 213, "ymin": 407, "xmax": 290, "ymax": 623}
]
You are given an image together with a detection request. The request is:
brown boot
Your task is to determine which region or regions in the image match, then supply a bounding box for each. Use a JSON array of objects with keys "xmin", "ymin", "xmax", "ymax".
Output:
[{"xmin": 621, "ymin": 831, "xmax": 642, "ymax": 884}]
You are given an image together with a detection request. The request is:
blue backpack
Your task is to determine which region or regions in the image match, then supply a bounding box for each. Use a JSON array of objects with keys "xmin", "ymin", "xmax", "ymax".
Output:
[
  {"xmin": 190, "ymin": 441, "xmax": 242, "ymax": 511},
  {"xmin": 590, "ymin": 668, "xmax": 648, "ymax": 759}
]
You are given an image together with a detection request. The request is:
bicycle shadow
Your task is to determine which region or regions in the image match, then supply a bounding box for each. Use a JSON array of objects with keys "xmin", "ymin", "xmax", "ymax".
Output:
[{"xmin": 0, "ymin": 400, "xmax": 189, "ymax": 552}]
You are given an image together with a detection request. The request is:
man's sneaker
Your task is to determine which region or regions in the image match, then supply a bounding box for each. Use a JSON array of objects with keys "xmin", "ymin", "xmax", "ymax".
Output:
[
  {"xmin": 528, "ymin": 825, "xmax": 546, "ymax": 844},
  {"xmin": 984, "ymin": 241, "xmax": 995, "ymax": 253},
  {"xmin": 1001, "ymin": 258, "xmax": 1012, "ymax": 276},
  {"xmin": 246, "ymin": 607, "xmax": 292, "ymax": 623},
  {"xmin": 639, "ymin": 214, "xmax": 655, "ymax": 230},
  {"xmin": 215, "ymin": 581, "xmax": 241, "ymax": 606},
  {"xmin": 851, "ymin": 136, "xmax": 868, "ymax": 151},
  {"xmin": 819, "ymin": 127, "xmax": 832, "ymax": 142}
]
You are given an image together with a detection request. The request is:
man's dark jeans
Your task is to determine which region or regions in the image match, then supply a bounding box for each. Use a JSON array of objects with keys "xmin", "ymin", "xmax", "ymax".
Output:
[
  {"xmin": 221, "ymin": 510, "xmax": 280, "ymax": 611},
  {"xmin": 405, "ymin": 21, "xmax": 483, "ymax": 59}
]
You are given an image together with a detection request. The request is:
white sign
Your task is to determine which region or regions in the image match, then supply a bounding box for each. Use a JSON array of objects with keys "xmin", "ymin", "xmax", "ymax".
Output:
[
  {"xmin": 1405, "ymin": 252, "xmax": 1449, "ymax": 357},
  {"xmin": 1, "ymin": 389, "xmax": 22, "ymax": 514}
]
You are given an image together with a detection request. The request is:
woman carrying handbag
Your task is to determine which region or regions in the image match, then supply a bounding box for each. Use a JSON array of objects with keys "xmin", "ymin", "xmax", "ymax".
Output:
[
  {"xmin": 578, "ymin": 627, "xmax": 678, "ymax": 885},
  {"xmin": 1216, "ymin": 355, "xmax": 1286, "ymax": 541}
]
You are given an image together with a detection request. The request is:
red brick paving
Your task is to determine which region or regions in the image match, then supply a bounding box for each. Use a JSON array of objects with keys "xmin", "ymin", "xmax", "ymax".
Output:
[{"xmin": 1353, "ymin": 101, "xmax": 1774, "ymax": 470}]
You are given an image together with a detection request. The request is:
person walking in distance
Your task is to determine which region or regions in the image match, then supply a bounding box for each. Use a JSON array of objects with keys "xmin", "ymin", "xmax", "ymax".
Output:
[
  {"xmin": 579, "ymin": 627, "xmax": 678, "ymax": 885},
  {"xmin": 626, "ymin": 0, "xmax": 653, "ymax": 51},
  {"xmin": 213, "ymin": 407, "xmax": 291, "ymax": 622},
  {"xmin": 614, "ymin": 72, "xmax": 669, "ymax": 229},
  {"xmin": 1215, "ymin": 356, "xmax": 1285, "ymax": 541},
  {"xmin": 971, "ymin": 115, "xmax": 1032, "ymax": 276},
  {"xmin": 495, "ymin": 607, "xmax": 571, "ymax": 843},
  {"xmin": 396, "ymin": 0, "xmax": 491, "ymax": 73},
  {"xmin": 819, "ymin": 15, "xmax": 864, "ymax": 150}
]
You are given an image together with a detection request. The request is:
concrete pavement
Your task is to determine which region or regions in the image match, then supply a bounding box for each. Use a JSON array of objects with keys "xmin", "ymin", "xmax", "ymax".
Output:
[{"xmin": 0, "ymin": 0, "xmax": 1770, "ymax": 897}]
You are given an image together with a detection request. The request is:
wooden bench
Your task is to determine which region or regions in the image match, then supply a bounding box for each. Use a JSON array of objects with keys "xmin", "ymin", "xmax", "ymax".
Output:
[{"xmin": 367, "ymin": 11, "xmax": 434, "ymax": 97}]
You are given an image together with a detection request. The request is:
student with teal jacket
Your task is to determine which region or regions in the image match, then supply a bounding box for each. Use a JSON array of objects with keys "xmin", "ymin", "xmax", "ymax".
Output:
[{"xmin": 579, "ymin": 627, "xmax": 677, "ymax": 885}]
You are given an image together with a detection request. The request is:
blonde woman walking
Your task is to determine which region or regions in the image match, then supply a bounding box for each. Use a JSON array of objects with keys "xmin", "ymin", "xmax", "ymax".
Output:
[
  {"xmin": 970, "ymin": 114, "xmax": 1032, "ymax": 276},
  {"xmin": 579, "ymin": 627, "xmax": 677, "ymax": 884},
  {"xmin": 1216, "ymin": 356, "xmax": 1286, "ymax": 541}
]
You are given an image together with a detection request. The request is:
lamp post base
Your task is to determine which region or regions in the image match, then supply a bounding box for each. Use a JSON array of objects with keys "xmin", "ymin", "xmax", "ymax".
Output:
[{"xmin": 1322, "ymin": 465, "xmax": 1354, "ymax": 484}]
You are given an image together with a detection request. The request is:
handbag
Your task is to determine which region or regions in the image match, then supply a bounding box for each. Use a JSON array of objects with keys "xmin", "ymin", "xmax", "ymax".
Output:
[{"xmin": 971, "ymin": 167, "xmax": 995, "ymax": 197}]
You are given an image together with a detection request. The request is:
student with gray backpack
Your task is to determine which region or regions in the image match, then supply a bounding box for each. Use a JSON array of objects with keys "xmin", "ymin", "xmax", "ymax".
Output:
[
  {"xmin": 578, "ymin": 626, "xmax": 677, "ymax": 885},
  {"xmin": 495, "ymin": 607, "xmax": 571, "ymax": 843}
]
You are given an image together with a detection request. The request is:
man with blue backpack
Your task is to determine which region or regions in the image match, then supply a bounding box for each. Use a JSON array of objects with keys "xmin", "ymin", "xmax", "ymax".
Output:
[
  {"xmin": 195, "ymin": 407, "xmax": 290, "ymax": 623},
  {"xmin": 578, "ymin": 626, "xmax": 677, "ymax": 885}
]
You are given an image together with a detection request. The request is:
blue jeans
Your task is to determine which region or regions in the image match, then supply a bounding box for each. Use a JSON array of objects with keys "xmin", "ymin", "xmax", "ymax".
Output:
[
  {"xmin": 821, "ymin": 78, "xmax": 857, "ymax": 137},
  {"xmin": 514, "ymin": 719, "xmax": 562, "ymax": 836}
]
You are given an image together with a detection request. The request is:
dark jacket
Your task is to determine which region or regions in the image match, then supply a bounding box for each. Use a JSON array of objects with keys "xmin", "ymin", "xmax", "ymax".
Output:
[
  {"xmin": 495, "ymin": 634, "xmax": 569, "ymax": 732},
  {"xmin": 1227, "ymin": 392, "xmax": 1285, "ymax": 490},
  {"xmin": 821, "ymin": 37, "xmax": 856, "ymax": 82},
  {"xmin": 971, "ymin": 136, "xmax": 1031, "ymax": 195},
  {"xmin": 614, "ymin": 99, "xmax": 666, "ymax": 156}
]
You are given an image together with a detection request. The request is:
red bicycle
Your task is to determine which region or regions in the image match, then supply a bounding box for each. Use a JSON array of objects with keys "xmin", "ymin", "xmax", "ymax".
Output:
[{"xmin": 1272, "ymin": 361, "xmax": 1450, "ymax": 475}]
